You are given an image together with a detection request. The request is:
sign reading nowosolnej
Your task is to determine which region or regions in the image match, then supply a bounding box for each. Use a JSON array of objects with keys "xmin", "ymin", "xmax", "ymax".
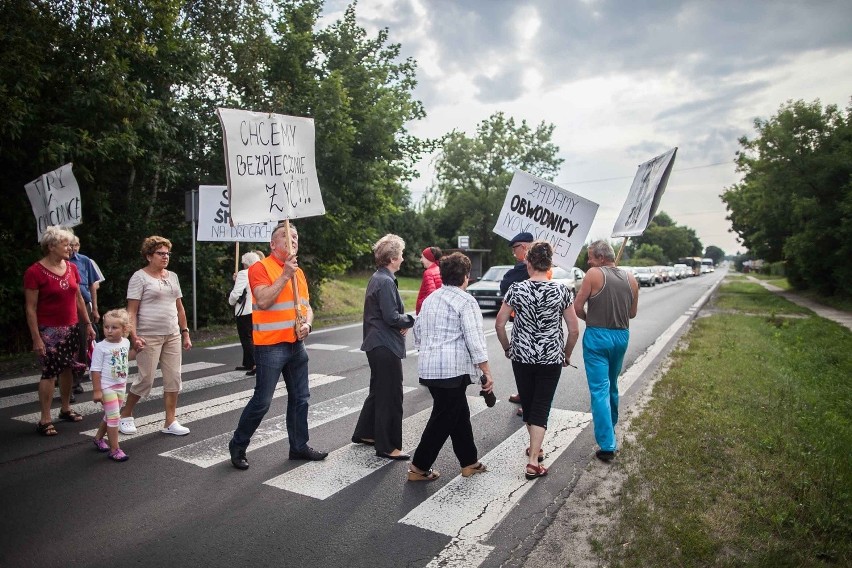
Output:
[
  {"xmin": 611, "ymin": 147, "xmax": 677, "ymax": 238},
  {"xmin": 196, "ymin": 185, "xmax": 276, "ymax": 242},
  {"xmin": 25, "ymin": 162, "xmax": 82, "ymax": 241},
  {"xmin": 493, "ymin": 170, "xmax": 599, "ymax": 270},
  {"xmin": 217, "ymin": 108, "xmax": 325, "ymax": 225}
]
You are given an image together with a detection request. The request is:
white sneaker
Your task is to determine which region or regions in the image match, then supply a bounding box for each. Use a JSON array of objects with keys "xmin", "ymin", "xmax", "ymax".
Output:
[
  {"xmin": 161, "ymin": 421, "xmax": 190, "ymax": 436},
  {"xmin": 118, "ymin": 417, "xmax": 137, "ymax": 435}
]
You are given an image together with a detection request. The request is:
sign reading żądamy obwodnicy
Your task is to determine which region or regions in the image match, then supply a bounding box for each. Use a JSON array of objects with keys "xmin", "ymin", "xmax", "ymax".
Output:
[
  {"xmin": 196, "ymin": 185, "xmax": 276, "ymax": 242},
  {"xmin": 25, "ymin": 162, "xmax": 82, "ymax": 241},
  {"xmin": 493, "ymin": 170, "xmax": 599, "ymax": 270},
  {"xmin": 217, "ymin": 108, "xmax": 325, "ymax": 225},
  {"xmin": 611, "ymin": 147, "xmax": 677, "ymax": 238}
]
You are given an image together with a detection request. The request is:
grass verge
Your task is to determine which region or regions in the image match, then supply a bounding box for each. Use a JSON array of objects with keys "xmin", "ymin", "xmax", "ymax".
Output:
[
  {"xmin": 598, "ymin": 281, "xmax": 851, "ymax": 567},
  {"xmin": 312, "ymin": 273, "xmax": 420, "ymax": 329}
]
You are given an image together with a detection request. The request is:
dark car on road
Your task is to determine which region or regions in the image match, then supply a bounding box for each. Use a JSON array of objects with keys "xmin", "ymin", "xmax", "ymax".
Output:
[{"xmin": 466, "ymin": 265, "xmax": 513, "ymax": 310}]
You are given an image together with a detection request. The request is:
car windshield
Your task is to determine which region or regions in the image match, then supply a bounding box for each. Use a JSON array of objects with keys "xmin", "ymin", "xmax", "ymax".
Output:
[
  {"xmin": 635, "ymin": 267, "xmax": 650, "ymax": 273},
  {"xmin": 551, "ymin": 267, "xmax": 571, "ymax": 279},
  {"xmin": 480, "ymin": 266, "xmax": 511, "ymax": 281}
]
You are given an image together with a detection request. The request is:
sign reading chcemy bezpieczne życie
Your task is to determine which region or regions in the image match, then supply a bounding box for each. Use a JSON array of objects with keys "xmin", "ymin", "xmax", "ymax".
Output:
[
  {"xmin": 611, "ymin": 147, "xmax": 677, "ymax": 238},
  {"xmin": 196, "ymin": 185, "xmax": 275, "ymax": 242},
  {"xmin": 217, "ymin": 108, "xmax": 325, "ymax": 225},
  {"xmin": 493, "ymin": 170, "xmax": 599, "ymax": 270},
  {"xmin": 25, "ymin": 162, "xmax": 82, "ymax": 241}
]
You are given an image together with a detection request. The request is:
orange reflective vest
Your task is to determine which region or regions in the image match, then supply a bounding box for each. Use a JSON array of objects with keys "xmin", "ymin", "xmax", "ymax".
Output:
[{"xmin": 249, "ymin": 256, "xmax": 310, "ymax": 345}]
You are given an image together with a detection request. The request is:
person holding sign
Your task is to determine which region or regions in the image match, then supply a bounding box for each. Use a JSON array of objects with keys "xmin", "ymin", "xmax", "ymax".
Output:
[
  {"xmin": 351, "ymin": 234, "xmax": 415, "ymax": 460},
  {"xmin": 69, "ymin": 233, "xmax": 104, "ymax": 394},
  {"xmin": 500, "ymin": 232, "xmax": 535, "ymax": 417},
  {"xmin": 119, "ymin": 236, "xmax": 193, "ymax": 437},
  {"xmin": 24, "ymin": 226, "xmax": 96, "ymax": 436},
  {"xmin": 228, "ymin": 224, "xmax": 327, "ymax": 470},
  {"xmin": 573, "ymin": 240, "xmax": 639, "ymax": 462},
  {"xmin": 495, "ymin": 241, "xmax": 579, "ymax": 480},
  {"xmin": 228, "ymin": 251, "xmax": 261, "ymax": 375}
]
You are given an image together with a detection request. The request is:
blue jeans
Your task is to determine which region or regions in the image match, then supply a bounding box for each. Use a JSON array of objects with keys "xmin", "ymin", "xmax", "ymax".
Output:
[
  {"xmin": 582, "ymin": 326, "xmax": 629, "ymax": 452},
  {"xmin": 231, "ymin": 341, "xmax": 310, "ymax": 452}
]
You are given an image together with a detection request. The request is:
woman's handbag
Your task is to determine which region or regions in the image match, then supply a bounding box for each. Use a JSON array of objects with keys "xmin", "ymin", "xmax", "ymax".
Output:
[{"xmin": 235, "ymin": 287, "xmax": 248, "ymax": 317}]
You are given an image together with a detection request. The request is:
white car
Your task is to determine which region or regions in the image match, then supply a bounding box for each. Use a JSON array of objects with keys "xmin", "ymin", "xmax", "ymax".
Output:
[{"xmin": 550, "ymin": 266, "xmax": 586, "ymax": 292}]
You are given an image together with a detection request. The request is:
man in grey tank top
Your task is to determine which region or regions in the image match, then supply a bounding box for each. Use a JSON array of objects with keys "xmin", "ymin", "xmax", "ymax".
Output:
[{"xmin": 574, "ymin": 240, "xmax": 639, "ymax": 462}]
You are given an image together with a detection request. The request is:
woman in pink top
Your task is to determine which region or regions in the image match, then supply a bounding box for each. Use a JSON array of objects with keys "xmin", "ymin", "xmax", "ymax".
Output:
[
  {"xmin": 416, "ymin": 246, "xmax": 443, "ymax": 315},
  {"xmin": 24, "ymin": 226, "xmax": 96, "ymax": 436}
]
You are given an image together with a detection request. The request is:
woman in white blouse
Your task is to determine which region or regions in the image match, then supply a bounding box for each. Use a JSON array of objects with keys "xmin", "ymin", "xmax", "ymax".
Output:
[
  {"xmin": 118, "ymin": 236, "xmax": 192, "ymax": 437},
  {"xmin": 229, "ymin": 251, "xmax": 261, "ymax": 376}
]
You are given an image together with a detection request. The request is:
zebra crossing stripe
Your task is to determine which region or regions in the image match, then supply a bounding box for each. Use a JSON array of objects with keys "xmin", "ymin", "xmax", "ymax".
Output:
[
  {"xmin": 0, "ymin": 361, "xmax": 141, "ymax": 391},
  {"xmin": 6, "ymin": 362, "xmax": 224, "ymax": 414},
  {"xmin": 264, "ymin": 396, "xmax": 489, "ymax": 499},
  {"xmin": 306, "ymin": 344, "xmax": 349, "ymax": 351},
  {"xmin": 160, "ymin": 386, "xmax": 416, "ymax": 468},
  {"xmin": 79, "ymin": 373, "xmax": 346, "ymax": 438},
  {"xmin": 399, "ymin": 409, "xmax": 591, "ymax": 551}
]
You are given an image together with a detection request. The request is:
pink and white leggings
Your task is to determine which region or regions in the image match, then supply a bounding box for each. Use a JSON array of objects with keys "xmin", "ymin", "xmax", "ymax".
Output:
[{"xmin": 101, "ymin": 384, "xmax": 127, "ymax": 428}]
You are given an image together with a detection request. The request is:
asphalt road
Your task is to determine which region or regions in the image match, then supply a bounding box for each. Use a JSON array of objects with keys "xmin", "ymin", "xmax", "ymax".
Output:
[{"xmin": 0, "ymin": 269, "xmax": 726, "ymax": 568}]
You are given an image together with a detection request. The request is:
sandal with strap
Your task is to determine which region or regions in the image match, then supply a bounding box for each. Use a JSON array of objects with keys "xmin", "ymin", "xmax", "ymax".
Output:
[
  {"xmin": 461, "ymin": 462, "xmax": 487, "ymax": 477},
  {"xmin": 108, "ymin": 449, "xmax": 129, "ymax": 462},
  {"xmin": 407, "ymin": 468, "xmax": 440, "ymax": 482},
  {"xmin": 58, "ymin": 409, "xmax": 83, "ymax": 423},
  {"xmin": 37, "ymin": 422, "xmax": 58, "ymax": 436},
  {"xmin": 526, "ymin": 447, "xmax": 545, "ymax": 463},
  {"xmin": 525, "ymin": 463, "xmax": 548, "ymax": 480}
]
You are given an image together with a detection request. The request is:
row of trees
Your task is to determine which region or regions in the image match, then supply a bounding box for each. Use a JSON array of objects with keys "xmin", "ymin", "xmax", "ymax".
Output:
[
  {"xmin": 1, "ymin": 1, "xmax": 715, "ymax": 353},
  {"xmin": 1, "ymin": 0, "xmax": 435, "ymax": 351},
  {"xmin": 722, "ymin": 98, "xmax": 852, "ymax": 296}
]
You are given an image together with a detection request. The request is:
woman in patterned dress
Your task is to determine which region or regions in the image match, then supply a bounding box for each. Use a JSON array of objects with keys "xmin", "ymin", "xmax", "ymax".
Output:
[
  {"xmin": 24, "ymin": 226, "xmax": 97, "ymax": 436},
  {"xmin": 495, "ymin": 241, "xmax": 580, "ymax": 480}
]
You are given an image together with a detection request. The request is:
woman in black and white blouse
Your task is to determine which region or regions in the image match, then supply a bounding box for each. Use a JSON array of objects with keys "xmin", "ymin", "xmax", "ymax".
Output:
[{"xmin": 495, "ymin": 241, "xmax": 580, "ymax": 480}]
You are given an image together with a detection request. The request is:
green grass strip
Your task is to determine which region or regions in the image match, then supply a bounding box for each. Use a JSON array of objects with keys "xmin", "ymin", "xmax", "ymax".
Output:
[{"xmin": 602, "ymin": 284, "xmax": 851, "ymax": 567}]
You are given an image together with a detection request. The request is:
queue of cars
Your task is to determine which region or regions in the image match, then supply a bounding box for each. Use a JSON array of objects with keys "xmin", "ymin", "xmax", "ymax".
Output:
[{"xmin": 467, "ymin": 260, "xmax": 703, "ymax": 309}]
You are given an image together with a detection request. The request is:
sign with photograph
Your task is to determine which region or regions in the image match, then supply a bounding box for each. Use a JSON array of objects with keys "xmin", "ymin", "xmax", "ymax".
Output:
[{"xmin": 611, "ymin": 147, "xmax": 677, "ymax": 237}]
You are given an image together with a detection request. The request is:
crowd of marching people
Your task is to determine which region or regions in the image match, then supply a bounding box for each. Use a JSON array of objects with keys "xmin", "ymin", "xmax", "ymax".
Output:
[{"xmin": 25, "ymin": 223, "xmax": 638, "ymax": 479}]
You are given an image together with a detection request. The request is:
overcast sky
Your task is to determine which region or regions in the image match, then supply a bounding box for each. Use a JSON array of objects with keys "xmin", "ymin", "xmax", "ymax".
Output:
[{"xmin": 321, "ymin": 0, "xmax": 852, "ymax": 255}]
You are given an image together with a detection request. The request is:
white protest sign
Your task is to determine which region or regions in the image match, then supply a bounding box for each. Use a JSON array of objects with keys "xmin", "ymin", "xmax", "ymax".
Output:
[
  {"xmin": 611, "ymin": 147, "xmax": 677, "ymax": 237},
  {"xmin": 196, "ymin": 185, "xmax": 276, "ymax": 242},
  {"xmin": 24, "ymin": 163, "xmax": 82, "ymax": 241},
  {"xmin": 493, "ymin": 170, "xmax": 599, "ymax": 270},
  {"xmin": 217, "ymin": 108, "xmax": 325, "ymax": 225}
]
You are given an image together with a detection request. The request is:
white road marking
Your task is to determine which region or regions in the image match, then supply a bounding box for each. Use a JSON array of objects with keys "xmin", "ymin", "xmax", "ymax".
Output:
[
  {"xmin": 0, "ymin": 361, "xmax": 142, "ymax": 391},
  {"xmin": 401, "ymin": 408, "xmax": 591, "ymax": 568},
  {"xmin": 348, "ymin": 348, "xmax": 362, "ymax": 353},
  {"xmin": 264, "ymin": 396, "xmax": 489, "ymax": 499},
  {"xmin": 205, "ymin": 342, "xmax": 240, "ymax": 350},
  {"xmin": 5, "ymin": 362, "xmax": 223, "ymax": 413},
  {"xmin": 306, "ymin": 343, "xmax": 349, "ymax": 351},
  {"xmin": 79, "ymin": 373, "xmax": 346, "ymax": 438},
  {"xmin": 160, "ymin": 386, "xmax": 415, "ymax": 468}
]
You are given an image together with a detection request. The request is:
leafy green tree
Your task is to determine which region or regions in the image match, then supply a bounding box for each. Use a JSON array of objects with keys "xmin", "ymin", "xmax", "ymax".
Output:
[
  {"xmin": 722, "ymin": 98, "xmax": 852, "ymax": 296},
  {"xmin": 425, "ymin": 112, "xmax": 563, "ymax": 265},
  {"xmin": 704, "ymin": 245, "xmax": 725, "ymax": 265},
  {"xmin": 633, "ymin": 244, "xmax": 666, "ymax": 264}
]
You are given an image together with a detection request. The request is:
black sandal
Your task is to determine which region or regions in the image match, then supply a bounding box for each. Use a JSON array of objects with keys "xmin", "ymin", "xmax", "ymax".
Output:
[
  {"xmin": 407, "ymin": 468, "xmax": 440, "ymax": 482},
  {"xmin": 58, "ymin": 410, "xmax": 83, "ymax": 422},
  {"xmin": 37, "ymin": 422, "xmax": 58, "ymax": 436}
]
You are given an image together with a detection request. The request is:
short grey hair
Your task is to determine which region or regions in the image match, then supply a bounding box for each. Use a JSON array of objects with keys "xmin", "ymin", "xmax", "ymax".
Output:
[
  {"xmin": 40, "ymin": 226, "xmax": 74, "ymax": 255},
  {"xmin": 373, "ymin": 234, "xmax": 405, "ymax": 267},
  {"xmin": 587, "ymin": 240, "xmax": 615, "ymax": 262},
  {"xmin": 241, "ymin": 251, "xmax": 261, "ymax": 267}
]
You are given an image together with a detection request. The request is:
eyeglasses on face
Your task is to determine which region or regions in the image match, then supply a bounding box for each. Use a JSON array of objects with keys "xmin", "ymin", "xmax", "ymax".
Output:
[{"xmin": 153, "ymin": 251, "xmax": 172, "ymax": 257}]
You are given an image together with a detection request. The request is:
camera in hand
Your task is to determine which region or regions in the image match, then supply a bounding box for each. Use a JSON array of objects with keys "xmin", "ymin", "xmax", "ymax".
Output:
[{"xmin": 479, "ymin": 374, "xmax": 496, "ymax": 407}]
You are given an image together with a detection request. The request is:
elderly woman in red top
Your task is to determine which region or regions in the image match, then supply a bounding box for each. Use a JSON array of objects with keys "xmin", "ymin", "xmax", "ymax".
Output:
[
  {"xmin": 415, "ymin": 246, "xmax": 443, "ymax": 315},
  {"xmin": 25, "ymin": 225, "xmax": 96, "ymax": 436}
]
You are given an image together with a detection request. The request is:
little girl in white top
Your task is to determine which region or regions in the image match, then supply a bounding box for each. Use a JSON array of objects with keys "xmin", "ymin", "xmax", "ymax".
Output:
[{"xmin": 90, "ymin": 309, "xmax": 136, "ymax": 462}]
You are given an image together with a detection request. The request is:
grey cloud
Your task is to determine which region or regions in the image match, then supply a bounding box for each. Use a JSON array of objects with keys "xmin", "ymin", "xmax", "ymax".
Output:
[{"xmin": 473, "ymin": 68, "xmax": 527, "ymax": 102}]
